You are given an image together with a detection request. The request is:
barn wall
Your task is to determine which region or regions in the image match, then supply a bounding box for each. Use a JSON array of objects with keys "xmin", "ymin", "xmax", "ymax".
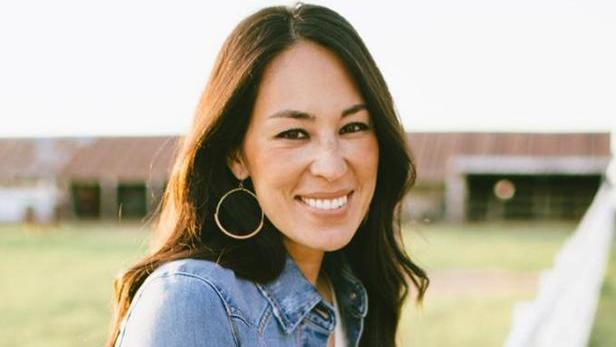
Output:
[
  {"xmin": 0, "ymin": 180, "xmax": 59, "ymax": 223},
  {"xmin": 65, "ymin": 179, "xmax": 166, "ymax": 221},
  {"xmin": 401, "ymin": 183, "xmax": 445, "ymax": 222}
]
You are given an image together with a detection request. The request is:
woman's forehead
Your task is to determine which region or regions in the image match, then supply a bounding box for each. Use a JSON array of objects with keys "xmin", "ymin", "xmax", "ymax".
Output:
[{"xmin": 252, "ymin": 41, "xmax": 364, "ymax": 120}]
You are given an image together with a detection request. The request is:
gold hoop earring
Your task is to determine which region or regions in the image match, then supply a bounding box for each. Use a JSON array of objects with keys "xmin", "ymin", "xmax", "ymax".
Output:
[{"xmin": 214, "ymin": 180, "xmax": 264, "ymax": 240}]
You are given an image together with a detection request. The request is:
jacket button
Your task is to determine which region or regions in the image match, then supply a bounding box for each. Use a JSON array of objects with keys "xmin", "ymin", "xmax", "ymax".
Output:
[{"xmin": 350, "ymin": 292, "xmax": 357, "ymax": 300}]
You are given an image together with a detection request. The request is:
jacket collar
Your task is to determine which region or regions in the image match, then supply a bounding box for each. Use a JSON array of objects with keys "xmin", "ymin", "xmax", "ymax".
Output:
[
  {"xmin": 256, "ymin": 251, "xmax": 368, "ymax": 334},
  {"xmin": 325, "ymin": 251, "xmax": 368, "ymax": 319}
]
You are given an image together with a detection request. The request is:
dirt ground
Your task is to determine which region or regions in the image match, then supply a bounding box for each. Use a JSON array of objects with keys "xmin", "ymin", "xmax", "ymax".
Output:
[{"xmin": 425, "ymin": 269, "xmax": 539, "ymax": 297}]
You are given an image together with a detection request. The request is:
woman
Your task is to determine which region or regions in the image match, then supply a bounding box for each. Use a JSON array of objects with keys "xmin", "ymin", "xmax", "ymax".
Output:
[{"xmin": 106, "ymin": 3, "xmax": 428, "ymax": 347}]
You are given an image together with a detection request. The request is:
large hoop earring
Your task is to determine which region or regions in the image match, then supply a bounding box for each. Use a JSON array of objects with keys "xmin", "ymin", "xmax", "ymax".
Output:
[{"xmin": 214, "ymin": 179, "xmax": 264, "ymax": 240}]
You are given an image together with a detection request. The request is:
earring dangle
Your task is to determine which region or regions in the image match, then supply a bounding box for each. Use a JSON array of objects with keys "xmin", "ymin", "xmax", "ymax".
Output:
[{"xmin": 214, "ymin": 179, "xmax": 264, "ymax": 240}]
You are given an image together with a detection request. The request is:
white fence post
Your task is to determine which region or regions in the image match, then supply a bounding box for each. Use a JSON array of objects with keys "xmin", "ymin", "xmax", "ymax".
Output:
[{"xmin": 503, "ymin": 177, "xmax": 616, "ymax": 347}]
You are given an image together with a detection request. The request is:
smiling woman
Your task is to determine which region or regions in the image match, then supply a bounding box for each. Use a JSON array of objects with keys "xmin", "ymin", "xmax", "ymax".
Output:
[
  {"xmin": 229, "ymin": 41, "xmax": 379, "ymax": 264},
  {"xmin": 105, "ymin": 3, "xmax": 428, "ymax": 347}
]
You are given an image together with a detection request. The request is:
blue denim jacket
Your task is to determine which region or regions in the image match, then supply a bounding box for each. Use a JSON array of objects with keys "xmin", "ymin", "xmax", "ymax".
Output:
[{"xmin": 115, "ymin": 252, "xmax": 368, "ymax": 346}]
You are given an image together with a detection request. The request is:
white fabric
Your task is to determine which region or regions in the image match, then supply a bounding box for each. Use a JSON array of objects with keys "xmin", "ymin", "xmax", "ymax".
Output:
[{"xmin": 328, "ymin": 277, "xmax": 348, "ymax": 347}]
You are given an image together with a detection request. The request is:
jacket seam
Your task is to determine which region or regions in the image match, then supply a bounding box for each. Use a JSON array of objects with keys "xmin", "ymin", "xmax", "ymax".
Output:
[
  {"xmin": 117, "ymin": 272, "xmax": 242, "ymax": 347},
  {"xmin": 160, "ymin": 271, "xmax": 250, "ymax": 322},
  {"xmin": 256, "ymin": 306, "xmax": 272, "ymax": 335},
  {"xmin": 160, "ymin": 271, "xmax": 247, "ymax": 345}
]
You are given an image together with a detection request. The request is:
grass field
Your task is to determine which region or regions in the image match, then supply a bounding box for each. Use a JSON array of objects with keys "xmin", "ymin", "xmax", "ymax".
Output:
[
  {"xmin": 398, "ymin": 222, "xmax": 574, "ymax": 346},
  {"xmin": 0, "ymin": 221, "xmax": 602, "ymax": 347},
  {"xmin": 589, "ymin": 237, "xmax": 616, "ymax": 347},
  {"xmin": 0, "ymin": 223, "xmax": 150, "ymax": 347}
]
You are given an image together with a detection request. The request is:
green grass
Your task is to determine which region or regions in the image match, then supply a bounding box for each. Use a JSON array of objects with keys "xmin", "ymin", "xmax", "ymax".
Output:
[
  {"xmin": 0, "ymin": 223, "xmax": 149, "ymax": 347},
  {"xmin": 0, "ymin": 221, "xmax": 591, "ymax": 347},
  {"xmin": 589, "ymin": 238, "xmax": 616, "ymax": 347},
  {"xmin": 403, "ymin": 222, "xmax": 574, "ymax": 272},
  {"xmin": 398, "ymin": 222, "xmax": 575, "ymax": 347}
]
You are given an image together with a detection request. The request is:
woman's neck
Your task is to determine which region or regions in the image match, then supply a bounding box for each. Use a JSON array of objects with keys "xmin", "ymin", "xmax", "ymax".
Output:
[
  {"xmin": 283, "ymin": 238, "xmax": 324, "ymax": 286},
  {"xmin": 284, "ymin": 240, "xmax": 334, "ymax": 304}
]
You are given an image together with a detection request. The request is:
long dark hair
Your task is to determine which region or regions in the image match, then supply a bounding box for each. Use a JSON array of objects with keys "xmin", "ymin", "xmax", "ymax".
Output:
[{"xmin": 106, "ymin": 3, "xmax": 428, "ymax": 346}]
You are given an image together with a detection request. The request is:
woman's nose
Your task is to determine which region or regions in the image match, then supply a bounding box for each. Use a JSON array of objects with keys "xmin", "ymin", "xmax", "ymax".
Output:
[{"xmin": 309, "ymin": 139, "xmax": 348, "ymax": 182}]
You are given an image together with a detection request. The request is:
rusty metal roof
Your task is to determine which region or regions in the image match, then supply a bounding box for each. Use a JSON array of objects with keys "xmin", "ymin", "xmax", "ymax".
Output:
[
  {"xmin": 60, "ymin": 136, "xmax": 178, "ymax": 182},
  {"xmin": 407, "ymin": 132, "xmax": 611, "ymax": 183},
  {"xmin": 0, "ymin": 137, "xmax": 90, "ymax": 181}
]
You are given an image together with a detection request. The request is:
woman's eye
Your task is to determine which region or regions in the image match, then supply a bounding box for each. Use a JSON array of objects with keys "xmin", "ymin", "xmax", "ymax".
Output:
[
  {"xmin": 340, "ymin": 122, "xmax": 370, "ymax": 134},
  {"xmin": 276, "ymin": 129, "xmax": 309, "ymax": 140}
]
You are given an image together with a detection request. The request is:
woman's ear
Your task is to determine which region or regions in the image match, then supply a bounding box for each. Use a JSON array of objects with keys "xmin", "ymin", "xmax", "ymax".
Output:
[{"xmin": 226, "ymin": 149, "xmax": 250, "ymax": 180}]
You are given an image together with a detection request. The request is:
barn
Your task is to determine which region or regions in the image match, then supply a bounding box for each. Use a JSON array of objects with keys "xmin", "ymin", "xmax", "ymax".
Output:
[
  {"xmin": 59, "ymin": 137, "xmax": 176, "ymax": 220},
  {"xmin": 404, "ymin": 132, "xmax": 611, "ymax": 222},
  {"xmin": 0, "ymin": 132, "xmax": 611, "ymax": 223},
  {"xmin": 0, "ymin": 137, "xmax": 90, "ymax": 223}
]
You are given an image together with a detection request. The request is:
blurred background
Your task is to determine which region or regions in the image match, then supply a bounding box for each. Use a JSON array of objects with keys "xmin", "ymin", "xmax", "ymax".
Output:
[{"xmin": 0, "ymin": 0, "xmax": 614, "ymax": 346}]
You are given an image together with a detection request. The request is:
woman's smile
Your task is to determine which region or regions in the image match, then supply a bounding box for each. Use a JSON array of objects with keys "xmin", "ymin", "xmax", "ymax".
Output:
[{"xmin": 295, "ymin": 191, "xmax": 354, "ymax": 218}]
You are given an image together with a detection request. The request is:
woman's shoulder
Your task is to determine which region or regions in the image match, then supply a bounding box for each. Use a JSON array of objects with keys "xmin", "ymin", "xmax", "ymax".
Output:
[
  {"xmin": 133, "ymin": 258, "xmax": 238, "ymax": 317},
  {"xmin": 116, "ymin": 258, "xmax": 263, "ymax": 347},
  {"xmin": 148, "ymin": 257, "xmax": 237, "ymax": 288},
  {"xmin": 142, "ymin": 258, "xmax": 264, "ymax": 314}
]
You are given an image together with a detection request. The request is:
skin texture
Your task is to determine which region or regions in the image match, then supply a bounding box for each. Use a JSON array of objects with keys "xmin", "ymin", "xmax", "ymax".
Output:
[{"xmin": 228, "ymin": 40, "xmax": 379, "ymax": 290}]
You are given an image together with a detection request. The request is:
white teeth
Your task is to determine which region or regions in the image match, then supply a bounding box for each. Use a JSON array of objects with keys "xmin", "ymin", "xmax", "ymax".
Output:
[{"xmin": 300, "ymin": 195, "xmax": 348, "ymax": 210}]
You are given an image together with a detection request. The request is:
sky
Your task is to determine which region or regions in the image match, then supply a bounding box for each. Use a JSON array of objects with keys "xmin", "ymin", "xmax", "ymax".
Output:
[{"xmin": 0, "ymin": 0, "xmax": 615, "ymax": 137}]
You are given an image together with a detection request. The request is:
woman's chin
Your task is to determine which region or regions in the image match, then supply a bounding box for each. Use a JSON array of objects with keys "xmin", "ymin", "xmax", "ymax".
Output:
[{"xmin": 304, "ymin": 228, "xmax": 357, "ymax": 252}]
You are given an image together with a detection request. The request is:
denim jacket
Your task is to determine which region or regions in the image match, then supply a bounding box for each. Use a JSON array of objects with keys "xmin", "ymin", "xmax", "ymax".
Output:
[{"xmin": 115, "ymin": 252, "xmax": 368, "ymax": 347}]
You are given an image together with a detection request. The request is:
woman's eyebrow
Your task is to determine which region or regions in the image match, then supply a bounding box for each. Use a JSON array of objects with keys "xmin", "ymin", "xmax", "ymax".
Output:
[
  {"xmin": 341, "ymin": 103, "xmax": 367, "ymax": 117},
  {"xmin": 267, "ymin": 103, "xmax": 367, "ymax": 121}
]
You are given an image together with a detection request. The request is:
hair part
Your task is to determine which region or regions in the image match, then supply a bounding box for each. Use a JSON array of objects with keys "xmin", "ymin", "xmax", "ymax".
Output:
[{"xmin": 105, "ymin": 4, "xmax": 428, "ymax": 347}]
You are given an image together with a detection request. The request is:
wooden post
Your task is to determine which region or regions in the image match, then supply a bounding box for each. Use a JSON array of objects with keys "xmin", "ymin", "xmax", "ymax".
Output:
[
  {"xmin": 99, "ymin": 179, "xmax": 118, "ymax": 221},
  {"xmin": 445, "ymin": 173, "xmax": 467, "ymax": 222}
]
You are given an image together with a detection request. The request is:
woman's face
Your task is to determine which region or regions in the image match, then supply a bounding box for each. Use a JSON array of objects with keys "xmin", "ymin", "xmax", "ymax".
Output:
[{"xmin": 229, "ymin": 40, "xmax": 379, "ymax": 255}]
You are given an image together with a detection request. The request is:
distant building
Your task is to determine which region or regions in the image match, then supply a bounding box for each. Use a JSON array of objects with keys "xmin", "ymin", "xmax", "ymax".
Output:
[
  {"xmin": 0, "ymin": 132, "xmax": 611, "ymax": 223},
  {"xmin": 404, "ymin": 132, "xmax": 611, "ymax": 222},
  {"xmin": 59, "ymin": 137, "xmax": 176, "ymax": 221},
  {"xmin": 0, "ymin": 138, "xmax": 91, "ymax": 223}
]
